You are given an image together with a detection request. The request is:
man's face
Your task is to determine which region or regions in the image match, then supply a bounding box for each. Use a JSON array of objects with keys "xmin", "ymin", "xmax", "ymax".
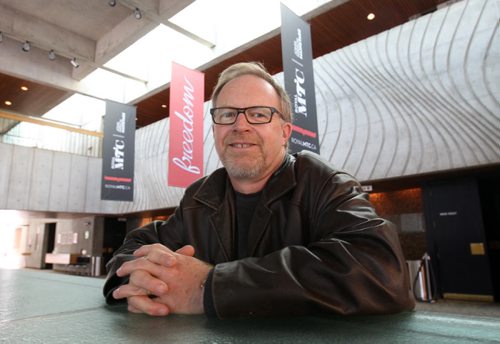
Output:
[{"xmin": 212, "ymin": 75, "xmax": 292, "ymax": 182}]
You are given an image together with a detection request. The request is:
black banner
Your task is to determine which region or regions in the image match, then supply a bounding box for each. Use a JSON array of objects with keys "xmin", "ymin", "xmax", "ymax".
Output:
[
  {"xmin": 101, "ymin": 100, "xmax": 136, "ymax": 201},
  {"xmin": 280, "ymin": 3, "xmax": 320, "ymax": 154}
]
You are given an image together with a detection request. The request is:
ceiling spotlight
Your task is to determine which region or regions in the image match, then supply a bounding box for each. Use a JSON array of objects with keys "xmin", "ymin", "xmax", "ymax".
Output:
[
  {"xmin": 48, "ymin": 49, "xmax": 56, "ymax": 60},
  {"xmin": 4, "ymin": 100, "xmax": 12, "ymax": 106},
  {"xmin": 367, "ymin": 13, "xmax": 375, "ymax": 20},
  {"xmin": 134, "ymin": 8, "xmax": 142, "ymax": 20},
  {"xmin": 22, "ymin": 41, "xmax": 31, "ymax": 52},
  {"xmin": 70, "ymin": 57, "xmax": 79, "ymax": 68},
  {"xmin": 20, "ymin": 86, "xmax": 29, "ymax": 91},
  {"xmin": 109, "ymin": 0, "xmax": 116, "ymax": 6}
]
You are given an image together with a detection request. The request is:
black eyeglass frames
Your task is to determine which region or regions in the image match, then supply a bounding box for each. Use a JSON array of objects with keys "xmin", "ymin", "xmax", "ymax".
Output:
[{"xmin": 210, "ymin": 106, "xmax": 282, "ymax": 125}]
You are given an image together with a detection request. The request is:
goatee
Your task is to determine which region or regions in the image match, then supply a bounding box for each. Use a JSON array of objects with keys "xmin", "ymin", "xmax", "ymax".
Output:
[{"xmin": 221, "ymin": 153, "xmax": 265, "ymax": 179}]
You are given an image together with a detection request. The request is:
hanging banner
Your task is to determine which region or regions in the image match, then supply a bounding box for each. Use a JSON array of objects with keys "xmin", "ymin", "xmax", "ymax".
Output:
[
  {"xmin": 101, "ymin": 100, "xmax": 136, "ymax": 201},
  {"xmin": 280, "ymin": 3, "xmax": 320, "ymax": 154},
  {"xmin": 168, "ymin": 62, "xmax": 204, "ymax": 188}
]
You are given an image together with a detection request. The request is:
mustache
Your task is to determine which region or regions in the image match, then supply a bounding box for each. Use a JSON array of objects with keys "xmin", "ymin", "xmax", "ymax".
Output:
[{"xmin": 223, "ymin": 133, "xmax": 261, "ymax": 145}]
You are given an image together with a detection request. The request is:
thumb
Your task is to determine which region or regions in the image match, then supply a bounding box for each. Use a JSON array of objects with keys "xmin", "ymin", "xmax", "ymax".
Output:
[{"xmin": 175, "ymin": 245, "xmax": 195, "ymax": 257}]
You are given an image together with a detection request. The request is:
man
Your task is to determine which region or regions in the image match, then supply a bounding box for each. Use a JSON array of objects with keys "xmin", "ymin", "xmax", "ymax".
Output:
[{"xmin": 104, "ymin": 62, "xmax": 415, "ymax": 318}]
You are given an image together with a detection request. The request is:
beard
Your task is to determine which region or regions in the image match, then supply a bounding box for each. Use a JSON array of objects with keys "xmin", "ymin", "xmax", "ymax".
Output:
[
  {"xmin": 221, "ymin": 152, "xmax": 266, "ymax": 179},
  {"xmin": 219, "ymin": 136, "xmax": 267, "ymax": 179}
]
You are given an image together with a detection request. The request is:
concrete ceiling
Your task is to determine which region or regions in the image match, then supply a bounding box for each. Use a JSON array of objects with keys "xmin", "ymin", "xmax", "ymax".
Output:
[
  {"xmin": 0, "ymin": 0, "xmax": 195, "ymax": 92},
  {"xmin": 0, "ymin": 0, "xmax": 449, "ymax": 130}
]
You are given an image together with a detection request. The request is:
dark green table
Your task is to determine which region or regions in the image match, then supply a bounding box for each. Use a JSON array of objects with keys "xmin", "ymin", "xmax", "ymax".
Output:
[{"xmin": 1, "ymin": 269, "xmax": 499, "ymax": 343}]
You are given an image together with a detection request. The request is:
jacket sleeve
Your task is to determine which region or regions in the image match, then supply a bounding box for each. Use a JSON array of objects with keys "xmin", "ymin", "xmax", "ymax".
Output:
[
  {"xmin": 210, "ymin": 172, "xmax": 415, "ymax": 318},
  {"xmin": 102, "ymin": 216, "xmax": 184, "ymax": 304}
]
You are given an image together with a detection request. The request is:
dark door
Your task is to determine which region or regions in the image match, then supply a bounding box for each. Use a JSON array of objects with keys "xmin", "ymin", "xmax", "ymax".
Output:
[
  {"xmin": 42, "ymin": 223, "xmax": 56, "ymax": 269},
  {"xmin": 102, "ymin": 217, "xmax": 127, "ymax": 268},
  {"xmin": 423, "ymin": 178, "xmax": 494, "ymax": 300}
]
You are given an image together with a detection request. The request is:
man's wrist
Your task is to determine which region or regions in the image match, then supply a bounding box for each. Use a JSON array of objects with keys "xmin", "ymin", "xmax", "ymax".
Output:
[{"xmin": 202, "ymin": 268, "xmax": 217, "ymax": 317}]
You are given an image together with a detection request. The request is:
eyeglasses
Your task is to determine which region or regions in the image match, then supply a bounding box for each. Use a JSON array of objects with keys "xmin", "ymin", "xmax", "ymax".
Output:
[{"xmin": 210, "ymin": 106, "xmax": 282, "ymax": 125}]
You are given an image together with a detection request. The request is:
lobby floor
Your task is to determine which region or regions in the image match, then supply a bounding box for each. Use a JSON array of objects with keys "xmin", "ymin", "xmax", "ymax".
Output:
[
  {"xmin": 415, "ymin": 298, "xmax": 500, "ymax": 318},
  {"xmin": 1, "ymin": 268, "xmax": 499, "ymax": 344},
  {"xmin": 8, "ymin": 267, "xmax": 500, "ymax": 318}
]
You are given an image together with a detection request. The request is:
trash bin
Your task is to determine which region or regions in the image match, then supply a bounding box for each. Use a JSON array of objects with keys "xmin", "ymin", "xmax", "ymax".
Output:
[
  {"xmin": 407, "ymin": 253, "xmax": 434, "ymax": 302},
  {"xmin": 91, "ymin": 256, "xmax": 102, "ymax": 277}
]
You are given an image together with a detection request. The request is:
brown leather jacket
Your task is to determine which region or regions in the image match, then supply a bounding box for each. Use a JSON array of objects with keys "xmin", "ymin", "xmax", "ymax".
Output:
[{"xmin": 103, "ymin": 151, "xmax": 415, "ymax": 318}]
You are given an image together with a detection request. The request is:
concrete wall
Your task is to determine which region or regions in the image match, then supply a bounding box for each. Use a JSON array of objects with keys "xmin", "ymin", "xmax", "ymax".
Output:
[
  {"xmin": 24, "ymin": 215, "xmax": 104, "ymax": 273},
  {"xmin": 0, "ymin": 0, "xmax": 498, "ymax": 215},
  {"xmin": 306, "ymin": 0, "xmax": 499, "ymax": 181},
  {"xmin": 0, "ymin": 144, "xmax": 104, "ymax": 213}
]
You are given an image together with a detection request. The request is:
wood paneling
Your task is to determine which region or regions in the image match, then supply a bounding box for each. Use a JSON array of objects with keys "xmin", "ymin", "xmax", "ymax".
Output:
[{"xmin": 0, "ymin": 73, "xmax": 70, "ymax": 117}]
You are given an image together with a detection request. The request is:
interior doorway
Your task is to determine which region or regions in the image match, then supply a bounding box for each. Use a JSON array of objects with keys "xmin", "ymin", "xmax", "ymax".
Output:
[
  {"xmin": 42, "ymin": 223, "xmax": 56, "ymax": 269},
  {"xmin": 423, "ymin": 178, "xmax": 494, "ymax": 301},
  {"xmin": 102, "ymin": 218, "xmax": 127, "ymax": 268}
]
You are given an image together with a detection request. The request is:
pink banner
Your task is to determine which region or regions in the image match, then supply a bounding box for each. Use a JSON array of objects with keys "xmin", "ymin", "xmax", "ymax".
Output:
[{"xmin": 168, "ymin": 62, "xmax": 204, "ymax": 188}]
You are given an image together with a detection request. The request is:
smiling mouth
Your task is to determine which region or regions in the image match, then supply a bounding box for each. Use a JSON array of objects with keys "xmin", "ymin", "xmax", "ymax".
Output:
[{"xmin": 230, "ymin": 143, "xmax": 255, "ymax": 148}]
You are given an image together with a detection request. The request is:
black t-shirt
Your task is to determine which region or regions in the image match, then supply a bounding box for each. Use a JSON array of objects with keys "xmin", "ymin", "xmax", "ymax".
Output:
[
  {"xmin": 234, "ymin": 190, "xmax": 262, "ymax": 258},
  {"xmin": 204, "ymin": 190, "xmax": 262, "ymax": 317}
]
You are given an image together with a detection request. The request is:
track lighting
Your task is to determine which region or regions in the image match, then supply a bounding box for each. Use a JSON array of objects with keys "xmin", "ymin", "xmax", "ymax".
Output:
[
  {"xmin": 22, "ymin": 41, "xmax": 31, "ymax": 52},
  {"xmin": 70, "ymin": 57, "xmax": 79, "ymax": 68},
  {"xmin": 48, "ymin": 49, "xmax": 56, "ymax": 60},
  {"xmin": 134, "ymin": 8, "xmax": 142, "ymax": 20},
  {"xmin": 109, "ymin": 0, "xmax": 116, "ymax": 6}
]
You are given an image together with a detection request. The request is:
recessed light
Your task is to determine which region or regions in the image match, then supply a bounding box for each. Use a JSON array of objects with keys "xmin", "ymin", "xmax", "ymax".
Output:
[
  {"xmin": 367, "ymin": 13, "xmax": 375, "ymax": 20},
  {"xmin": 134, "ymin": 8, "xmax": 142, "ymax": 20},
  {"xmin": 161, "ymin": 104, "xmax": 167, "ymax": 108},
  {"xmin": 22, "ymin": 41, "xmax": 31, "ymax": 52},
  {"xmin": 48, "ymin": 49, "xmax": 56, "ymax": 61},
  {"xmin": 70, "ymin": 58, "xmax": 79, "ymax": 68},
  {"xmin": 21, "ymin": 86, "xmax": 29, "ymax": 91},
  {"xmin": 5, "ymin": 100, "xmax": 12, "ymax": 106}
]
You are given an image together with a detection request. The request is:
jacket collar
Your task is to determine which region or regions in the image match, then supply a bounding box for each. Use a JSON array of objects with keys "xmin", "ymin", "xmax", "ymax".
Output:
[
  {"xmin": 193, "ymin": 153, "xmax": 297, "ymax": 208},
  {"xmin": 193, "ymin": 154, "xmax": 297, "ymax": 259}
]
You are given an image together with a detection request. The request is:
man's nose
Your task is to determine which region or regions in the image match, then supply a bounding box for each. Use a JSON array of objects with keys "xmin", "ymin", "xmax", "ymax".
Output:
[{"xmin": 232, "ymin": 111, "xmax": 251, "ymax": 128}]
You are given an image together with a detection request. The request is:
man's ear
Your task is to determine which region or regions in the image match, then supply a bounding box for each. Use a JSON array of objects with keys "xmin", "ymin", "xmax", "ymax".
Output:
[{"xmin": 282, "ymin": 122, "xmax": 293, "ymax": 144}]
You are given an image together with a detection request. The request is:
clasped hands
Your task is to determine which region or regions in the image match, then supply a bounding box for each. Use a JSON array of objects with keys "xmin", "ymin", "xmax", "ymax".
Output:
[{"xmin": 112, "ymin": 243, "xmax": 213, "ymax": 316}]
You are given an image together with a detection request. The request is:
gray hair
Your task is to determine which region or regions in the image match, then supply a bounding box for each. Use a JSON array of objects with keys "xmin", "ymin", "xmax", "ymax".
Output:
[{"xmin": 211, "ymin": 62, "xmax": 293, "ymax": 123}]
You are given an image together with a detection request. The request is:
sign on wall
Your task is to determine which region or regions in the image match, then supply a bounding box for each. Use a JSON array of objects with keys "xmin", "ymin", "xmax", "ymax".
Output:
[
  {"xmin": 101, "ymin": 100, "xmax": 136, "ymax": 201},
  {"xmin": 168, "ymin": 62, "xmax": 205, "ymax": 188},
  {"xmin": 280, "ymin": 3, "xmax": 320, "ymax": 154}
]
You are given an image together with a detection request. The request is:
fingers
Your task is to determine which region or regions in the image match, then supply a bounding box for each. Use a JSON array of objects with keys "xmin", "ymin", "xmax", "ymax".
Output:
[
  {"xmin": 127, "ymin": 304, "xmax": 142, "ymax": 314},
  {"xmin": 114, "ymin": 243, "xmax": 204, "ymax": 317},
  {"xmin": 129, "ymin": 269, "xmax": 168, "ymax": 296},
  {"xmin": 134, "ymin": 243, "xmax": 174, "ymax": 259},
  {"xmin": 130, "ymin": 244, "xmax": 197, "ymax": 269},
  {"xmin": 127, "ymin": 295, "xmax": 170, "ymax": 316},
  {"xmin": 112, "ymin": 283, "xmax": 147, "ymax": 300},
  {"xmin": 117, "ymin": 255, "xmax": 170, "ymax": 277},
  {"xmin": 134, "ymin": 244, "xmax": 177, "ymax": 267},
  {"xmin": 113, "ymin": 270, "xmax": 168, "ymax": 301},
  {"xmin": 144, "ymin": 244, "xmax": 196, "ymax": 266}
]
